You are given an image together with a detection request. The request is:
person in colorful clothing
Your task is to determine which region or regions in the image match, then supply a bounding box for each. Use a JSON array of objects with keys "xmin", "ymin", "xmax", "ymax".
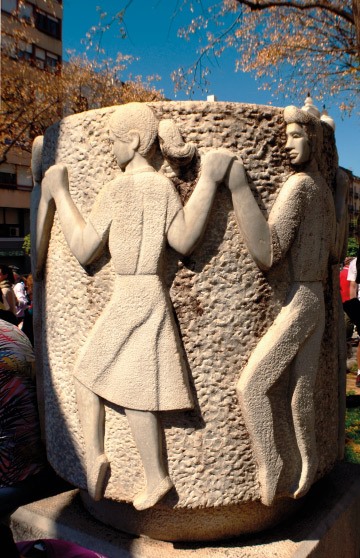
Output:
[
  {"xmin": 344, "ymin": 255, "xmax": 360, "ymax": 386},
  {"xmin": 0, "ymin": 319, "xmax": 69, "ymax": 519},
  {"xmin": 0, "ymin": 265, "xmax": 17, "ymax": 321},
  {"xmin": 340, "ymin": 257, "xmax": 356, "ymax": 359}
]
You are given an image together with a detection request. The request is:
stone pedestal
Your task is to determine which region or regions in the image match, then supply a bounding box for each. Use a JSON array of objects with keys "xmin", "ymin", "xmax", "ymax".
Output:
[{"xmin": 11, "ymin": 462, "xmax": 360, "ymax": 558}]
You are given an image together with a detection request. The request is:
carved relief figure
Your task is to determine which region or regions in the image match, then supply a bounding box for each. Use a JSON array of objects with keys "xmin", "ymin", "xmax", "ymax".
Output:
[
  {"xmin": 227, "ymin": 106, "xmax": 339, "ymax": 505},
  {"xmin": 38, "ymin": 103, "xmax": 233, "ymax": 510}
]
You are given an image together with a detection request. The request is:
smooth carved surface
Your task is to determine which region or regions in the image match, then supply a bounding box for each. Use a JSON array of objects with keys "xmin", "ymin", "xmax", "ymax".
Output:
[{"xmin": 36, "ymin": 102, "xmax": 341, "ymax": 536}]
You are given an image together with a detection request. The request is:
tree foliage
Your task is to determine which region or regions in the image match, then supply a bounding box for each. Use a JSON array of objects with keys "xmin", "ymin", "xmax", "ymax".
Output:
[
  {"xmin": 66, "ymin": 0, "xmax": 359, "ymax": 110},
  {"xmin": 0, "ymin": 1, "xmax": 164, "ymax": 164},
  {"xmin": 22, "ymin": 233, "xmax": 31, "ymax": 256},
  {"xmin": 2, "ymin": 0, "xmax": 358, "ymax": 164},
  {"xmin": 172, "ymin": 0, "xmax": 359, "ymax": 110}
]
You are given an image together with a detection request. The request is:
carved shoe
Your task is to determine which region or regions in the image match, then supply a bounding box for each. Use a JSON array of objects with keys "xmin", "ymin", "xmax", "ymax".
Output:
[{"xmin": 133, "ymin": 476, "xmax": 173, "ymax": 511}]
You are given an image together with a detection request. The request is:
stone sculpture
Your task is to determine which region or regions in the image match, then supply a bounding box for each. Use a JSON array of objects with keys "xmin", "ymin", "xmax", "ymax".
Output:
[
  {"xmin": 33, "ymin": 100, "xmax": 345, "ymax": 540},
  {"xmin": 227, "ymin": 105, "xmax": 346, "ymax": 506},
  {"xmin": 38, "ymin": 102, "xmax": 234, "ymax": 510}
]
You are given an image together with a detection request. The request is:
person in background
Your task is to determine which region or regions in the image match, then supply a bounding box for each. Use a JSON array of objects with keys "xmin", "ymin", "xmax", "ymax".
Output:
[
  {"xmin": 340, "ymin": 257, "xmax": 355, "ymax": 360},
  {"xmin": 12, "ymin": 270, "xmax": 30, "ymax": 328},
  {"xmin": 0, "ymin": 264, "xmax": 17, "ymax": 318},
  {"xmin": 344, "ymin": 255, "xmax": 360, "ymax": 387},
  {"xmin": 0, "ymin": 319, "xmax": 70, "ymax": 538},
  {"xmin": 22, "ymin": 275, "xmax": 34, "ymax": 346},
  {"xmin": 0, "ymin": 289, "xmax": 18, "ymax": 326},
  {"xmin": 340, "ymin": 257, "xmax": 354, "ymax": 303}
]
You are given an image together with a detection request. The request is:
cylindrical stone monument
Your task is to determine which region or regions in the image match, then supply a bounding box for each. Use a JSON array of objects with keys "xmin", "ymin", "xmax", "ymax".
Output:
[{"xmin": 33, "ymin": 101, "xmax": 344, "ymax": 541}]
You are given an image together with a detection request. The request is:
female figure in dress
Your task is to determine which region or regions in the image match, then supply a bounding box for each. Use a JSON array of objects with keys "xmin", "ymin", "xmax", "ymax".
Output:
[{"xmin": 39, "ymin": 103, "xmax": 233, "ymax": 510}]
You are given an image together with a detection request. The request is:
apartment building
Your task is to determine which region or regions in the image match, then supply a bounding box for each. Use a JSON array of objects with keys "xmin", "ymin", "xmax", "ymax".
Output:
[
  {"xmin": 0, "ymin": 0, "xmax": 62, "ymax": 273},
  {"xmin": 349, "ymin": 174, "xmax": 360, "ymax": 235}
]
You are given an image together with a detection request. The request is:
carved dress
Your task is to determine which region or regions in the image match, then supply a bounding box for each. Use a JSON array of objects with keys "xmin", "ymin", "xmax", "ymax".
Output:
[{"xmin": 74, "ymin": 167, "xmax": 194, "ymax": 412}]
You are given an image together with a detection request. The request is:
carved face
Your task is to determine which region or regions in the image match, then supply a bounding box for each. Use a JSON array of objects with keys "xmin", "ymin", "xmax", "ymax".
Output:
[
  {"xmin": 110, "ymin": 131, "xmax": 136, "ymax": 170},
  {"xmin": 285, "ymin": 123, "xmax": 311, "ymax": 166}
]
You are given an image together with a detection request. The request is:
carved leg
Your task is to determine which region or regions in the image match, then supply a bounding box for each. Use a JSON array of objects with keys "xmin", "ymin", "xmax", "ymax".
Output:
[
  {"xmin": 237, "ymin": 283, "xmax": 322, "ymax": 506},
  {"xmin": 290, "ymin": 308, "xmax": 325, "ymax": 499},
  {"xmin": 74, "ymin": 378, "xmax": 109, "ymax": 501},
  {"xmin": 125, "ymin": 408, "xmax": 173, "ymax": 511},
  {"xmin": 237, "ymin": 316, "xmax": 298, "ymax": 506}
]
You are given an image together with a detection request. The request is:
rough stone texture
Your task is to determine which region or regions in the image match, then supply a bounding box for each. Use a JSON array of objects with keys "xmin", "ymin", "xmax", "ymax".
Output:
[
  {"xmin": 37, "ymin": 101, "xmax": 341, "ymax": 538},
  {"xmin": 11, "ymin": 463, "xmax": 360, "ymax": 557}
]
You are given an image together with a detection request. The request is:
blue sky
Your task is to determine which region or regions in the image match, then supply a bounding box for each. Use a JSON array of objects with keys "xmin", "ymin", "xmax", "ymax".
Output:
[{"xmin": 62, "ymin": 0, "xmax": 360, "ymax": 176}]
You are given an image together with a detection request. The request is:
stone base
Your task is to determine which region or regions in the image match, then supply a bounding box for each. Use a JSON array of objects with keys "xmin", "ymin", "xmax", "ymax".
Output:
[
  {"xmin": 80, "ymin": 489, "xmax": 304, "ymax": 542},
  {"xmin": 11, "ymin": 462, "xmax": 360, "ymax": 558}
]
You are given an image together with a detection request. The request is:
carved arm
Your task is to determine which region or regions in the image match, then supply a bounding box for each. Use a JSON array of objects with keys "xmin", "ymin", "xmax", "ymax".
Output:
[
  {"xmin": 167, "ymin": 150, "xmax": 235, "ymax": 256},
  {"xmin": 228, "ymin": 160, "xmax": 272, "ymax": 271},
  {"xmin": 41, "ymin": 164, "xmax": 104, "ymax": 266}
]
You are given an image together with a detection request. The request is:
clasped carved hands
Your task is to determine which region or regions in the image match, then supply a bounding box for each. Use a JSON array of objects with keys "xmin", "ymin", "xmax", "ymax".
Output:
[
  {"xmin": 201, "ymin": 149, "xmax": 247, "ymax": 192},
  {"xmin": 201, "ymin": 149, "xmax": 235, "ymax": 185}
]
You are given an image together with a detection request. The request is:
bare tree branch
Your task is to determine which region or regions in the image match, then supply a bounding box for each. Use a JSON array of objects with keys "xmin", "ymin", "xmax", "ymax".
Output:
[
  {"xmin": 235, "ymin": 0, "xmax": 354, "ymax": 24},
  {"xmin": 171, "ymin": 0, "xmax": 358, "ymax": 110}
]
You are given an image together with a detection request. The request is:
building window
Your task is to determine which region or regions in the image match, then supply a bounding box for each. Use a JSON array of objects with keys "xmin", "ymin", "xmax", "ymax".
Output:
[
  {"xmin": 0, "ymin": 208, "xmax": 24, "ymax": 238},
  {"xmin": 17, "ymin": 166, "xmax": 33, "ymax": 188},
  {"xmin": 13, "ymin": 42, "xmax": 61, "ymax": 72},
  {"xmin": 35, "ymin": 47, "xmax": 46, "ymax": 69},
  {"xmin": 5, "ymin": 208, "xmax": 20, "ymax": 225},
  {"xmin": 18, "ymin": 41, "xmax": 33, "ymax": 61},
  {"xmin": 18, "ymin": 2, "xmax": 33, "ymax": 22},
  {"xmin": 1, "ymin": 35, "xmax": 17, "ymax": 58},
  {"xmin": 46, "ymin": 51, "xmax": 60, "ymax": 71},
  {"xmin": 35, "ymin": 10, "xmax": 61, "ymax": 39},
  {"xmin": 1, "ymin": 0, "xmax": 17, "ymax": 14},
  {"xmin": 0, "ymin": 172, "xmax": 16, "ymax": 187}
]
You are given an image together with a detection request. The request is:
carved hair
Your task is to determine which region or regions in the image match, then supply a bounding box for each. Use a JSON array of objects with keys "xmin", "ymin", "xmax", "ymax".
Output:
[
  {"xmin": 109, "ymin": 103, "xmax": 158, "ymax": 157},
  {"xmin": 283, "ymin": 105, "xmax": 323, "ymax": 166},
  {"xmin": 109, "ymin": 103, "xmax": 195, "ymax": 165},
  {"xmin": 158, "ymin": 119, "xmax": 195, "ymax": 167}
]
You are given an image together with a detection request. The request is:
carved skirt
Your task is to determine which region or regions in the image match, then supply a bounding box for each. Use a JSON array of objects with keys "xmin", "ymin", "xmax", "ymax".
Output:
[{"xmin": 74, "ymin": 275, "xmax": 194, "ymax": 412}]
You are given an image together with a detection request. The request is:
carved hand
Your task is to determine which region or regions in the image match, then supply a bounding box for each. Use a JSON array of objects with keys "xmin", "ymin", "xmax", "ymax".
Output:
[
  {"xmin": 42, "ymin": 164, "xmax": 70, "ymax": 201},
  {"xmin": 201, "ymin": 149, "xmax": 236, "ymax": 185},
  {"xmin": 228, "ymin": 158, "xmax": 248, "ymax": 193}
]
